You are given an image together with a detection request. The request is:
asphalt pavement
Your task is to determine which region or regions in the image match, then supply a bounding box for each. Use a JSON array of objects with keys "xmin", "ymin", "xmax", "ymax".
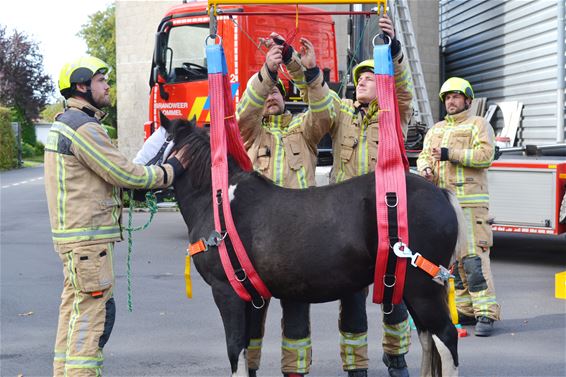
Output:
[{"xmin": 1, "ymin": 166, "xmax": 565, "ymax": 376}]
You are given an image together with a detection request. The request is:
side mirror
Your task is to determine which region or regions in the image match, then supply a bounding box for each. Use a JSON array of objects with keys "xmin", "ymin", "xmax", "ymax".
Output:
[{"xmin": 153, "ymin": 31, "xmax": 168, "ymax": 70}]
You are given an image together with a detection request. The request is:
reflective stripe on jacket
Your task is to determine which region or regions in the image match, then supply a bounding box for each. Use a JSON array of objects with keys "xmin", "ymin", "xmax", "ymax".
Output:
[
  {"xmin": 44, "ymin": 98, "xmax": 174, "ymax": 251},
  {"xmin": 236, "ymin": 63, "xmax": 332, "ymax": 188},
  {"xmin": 416, "ymin": 109, "xmax": 495, "ymax": 207},
  {"xmin": 286, "ymin": 52, "xmax": 413, "ymax": 183}
]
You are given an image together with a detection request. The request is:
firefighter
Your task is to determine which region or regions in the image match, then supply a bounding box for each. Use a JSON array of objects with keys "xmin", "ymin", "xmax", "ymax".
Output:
[
  {"xmin": 281, "ymin": 14, "xmax": 414, "ymax": 377},
  {"xmin": 46, "ymin": 56, "xmax": 187, "ymax": 376},
  {"xmin": 236, "ymin": 38, "xmax": 333, "ymax": 376},
  {"xmin": 416, "ymin": 77, "xmax": 501, "ymax": 337}
]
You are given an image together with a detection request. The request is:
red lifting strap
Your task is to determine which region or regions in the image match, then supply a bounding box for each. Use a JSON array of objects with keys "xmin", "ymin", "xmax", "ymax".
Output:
[
  {"xmin": 207, "ymin": 43, "xmax": 271, "ymax": 302},
  {"xmin": 372, "ymin": 43, "xmax": 410, "ymax": 305}
]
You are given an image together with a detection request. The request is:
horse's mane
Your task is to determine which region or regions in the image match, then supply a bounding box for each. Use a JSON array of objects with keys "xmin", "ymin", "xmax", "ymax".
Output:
[{"xmin": 168, "ymin": 118, "xmax": 213, "ymax": 188}]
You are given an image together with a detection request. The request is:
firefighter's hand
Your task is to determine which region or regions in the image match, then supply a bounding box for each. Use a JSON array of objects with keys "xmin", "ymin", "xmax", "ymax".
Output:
[
  {"xmin": 266, "ymin": 44, "xmax": 283, "ymax": 73},
  {"xmin": 167, "ymin": 144, "xmax": 190, "ymax": 170},
  {"xmin": 378, "ymin": 14, "xmax": 395, "ymax": 40},
  {"xmin": 421, "ymin": 167, "xmax": 434, "ymax": 181},
  {"xmin": 299, "ymin": 37, "xmax": 316, "ymax": 69},
  {"xmin": 431, "ymin": 147, "xmax": 442, "ymax": 161}
]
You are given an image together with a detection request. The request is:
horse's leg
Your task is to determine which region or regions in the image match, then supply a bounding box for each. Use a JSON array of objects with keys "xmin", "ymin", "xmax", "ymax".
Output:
[
  {"xmin": 417, "ymin": 330, "xmax": 434, "ymax": 377},
  {"xmin": 212, "ymin": 283, "xmax": 249, "ymax": 377},
  {"xmin": 247, "ymin": 299, "xmax": 271, "ymax": 377},
  {"xmin": 407, "ymin": 294, "xmax": 458, "ymax": 377},
  {"xmin": 280, "ymin": 300, "xmax": 312, "ymax": 376}
]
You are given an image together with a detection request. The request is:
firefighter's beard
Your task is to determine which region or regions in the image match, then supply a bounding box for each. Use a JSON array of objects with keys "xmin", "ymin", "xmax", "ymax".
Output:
[
  {"xmin": 263, "ymin": 101, "xmax": 284, "ymax": 116},
  {"xmin": 446, "ymin": 102, "xmax": 469, "ymax": 115}
]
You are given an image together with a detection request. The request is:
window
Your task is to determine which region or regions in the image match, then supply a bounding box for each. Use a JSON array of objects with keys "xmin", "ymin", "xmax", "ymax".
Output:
[{"xmin": 165, "ymin": 24, "xmax": 209, "ymax": 83}]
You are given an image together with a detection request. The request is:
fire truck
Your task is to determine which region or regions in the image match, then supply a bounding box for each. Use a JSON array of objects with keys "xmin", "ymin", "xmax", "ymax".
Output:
[
  {"xmin": 488, "ymin": 152, "xmax": 566, "ymax": 245},
  {"xmin": 145, "ymin": 1, "xmax": 339, "ymax": 138}
]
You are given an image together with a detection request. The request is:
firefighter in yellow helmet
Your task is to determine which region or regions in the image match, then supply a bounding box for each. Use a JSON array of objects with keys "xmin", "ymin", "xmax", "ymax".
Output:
[
  {"xmin": 236, "ymin": 36, "xmax": 334, "ymax": 377},
  {"xmin": 281, "ymin": 15, "xmax": 414, "ymax": 377},
  {"xmin": 46, "ymin": 56, "xmax": 188, "ymax": 376},
  {"xmin": 417, "ymin": 77, "xmax": 500, "ymax": 336}
]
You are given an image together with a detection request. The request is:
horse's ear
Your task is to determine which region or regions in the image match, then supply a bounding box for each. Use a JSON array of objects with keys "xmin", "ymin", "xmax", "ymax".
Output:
[
  {"xmin": 189, "ymin": 116, "xmax": 197, "ymax": 128},
  {"xmin": 159, "ymin": 112, "xmax": 171, "ymax": 132}
]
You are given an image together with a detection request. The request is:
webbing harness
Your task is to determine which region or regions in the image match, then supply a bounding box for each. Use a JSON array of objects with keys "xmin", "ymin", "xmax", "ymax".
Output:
[
  {"xmin": 205, "ymin": 39, "xmax": 271, "ymax": 307},
  {"xmin": 372, "ymin": 39, "xmax": 410, "ymax": 311}
]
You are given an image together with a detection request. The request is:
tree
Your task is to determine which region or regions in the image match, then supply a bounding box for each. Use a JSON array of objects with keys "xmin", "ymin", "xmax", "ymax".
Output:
[
  {"xmin": 78, "ymin": 4, "xmax": 117, "ymax": 129},
  {"xmin": 40, "ymin": 100, "xmax": 64, "ymax": 122},
  {"xmin": 0, "ymin": 26, "xmax": 54, "ymax": 144}
]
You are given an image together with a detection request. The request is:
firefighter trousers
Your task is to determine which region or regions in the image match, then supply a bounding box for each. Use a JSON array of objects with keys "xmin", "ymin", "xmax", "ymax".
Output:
[
  {"xmin": 454, "ymin": 207, "xmax": 500, "ymax": 321},
  {"xmin": 247, "ymin": 299, "xmax": 313, "ymax": 374},
  {"xmin": 54, "ymin": 243, "xmax": 116, "ymax": 377},
  {"xmin": 339, "ymin": 289, "xmax": 411, "ymax": 371}
]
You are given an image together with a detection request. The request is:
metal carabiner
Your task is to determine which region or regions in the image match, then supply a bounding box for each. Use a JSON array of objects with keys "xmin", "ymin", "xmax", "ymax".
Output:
[{"xmin": 392, "ymin": 242, "xmax": 413, "ymax": 259}]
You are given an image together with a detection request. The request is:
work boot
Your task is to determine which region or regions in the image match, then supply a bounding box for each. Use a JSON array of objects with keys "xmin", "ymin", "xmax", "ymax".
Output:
[
  {"xmin": 382, "ymin": 353, "xmax": 409, "ymax": 377},
  {"xmin": 457, "ymin": 312, "xmax": 477, "ymax": 326},
  {"xmin": 475, "ymin": 316, "xmax": 494, "ymax": 337},
  {"xmin": 347, "ymin": 370, "xmax": 367, "ymax": 377}
]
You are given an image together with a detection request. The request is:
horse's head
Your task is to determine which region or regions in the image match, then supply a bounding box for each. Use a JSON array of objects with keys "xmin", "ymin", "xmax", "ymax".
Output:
[{"xmin": 159, "ymin": 113, "xmax": 212, "ymax": 189}]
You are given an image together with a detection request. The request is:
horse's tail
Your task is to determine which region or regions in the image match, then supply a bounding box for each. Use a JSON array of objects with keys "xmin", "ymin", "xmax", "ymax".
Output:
[{"xmin": 443, "ymin": 189, "xmax": 467, "ymax": 265}]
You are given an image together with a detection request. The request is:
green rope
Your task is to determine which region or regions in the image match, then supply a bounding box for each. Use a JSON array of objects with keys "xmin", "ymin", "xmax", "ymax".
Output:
[{"xmin": 125, "ymin": 190, "xmax": 159, "ymax": 312}]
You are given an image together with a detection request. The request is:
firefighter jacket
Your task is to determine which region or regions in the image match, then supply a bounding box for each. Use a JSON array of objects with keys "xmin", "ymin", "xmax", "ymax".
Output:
[
  {"xmin": 236, "ymin": 63, "xmax": 331, "ymax": 188},
  {"xmin": 44, "ymin": 98, "xmax": 176, "ymax": 252},
  {"xmin": 287, "ymin": 52, "xmax": 414, "ymax": 183},
  {"xmin": 416, "ymin": 109, "xmax": 495, "ymax": 207}
]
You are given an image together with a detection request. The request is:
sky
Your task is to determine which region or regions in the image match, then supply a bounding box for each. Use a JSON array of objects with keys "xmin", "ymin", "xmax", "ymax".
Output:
[{"xmin": 1, "ymin": 0, "xmax": 113, "ymax": 101}]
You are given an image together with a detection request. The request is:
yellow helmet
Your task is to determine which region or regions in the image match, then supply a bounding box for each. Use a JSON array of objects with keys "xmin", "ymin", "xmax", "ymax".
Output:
[
  {"xmin": 58, "ymin": 56, "xmax": 111, "ymax": 98},
  {"xmin": 352, "ymin": 59, "xmax": 374, "ymax": 86},
  {"xmin": 439, "ymin": 77, "xmax": 474, "ymax": 101}
]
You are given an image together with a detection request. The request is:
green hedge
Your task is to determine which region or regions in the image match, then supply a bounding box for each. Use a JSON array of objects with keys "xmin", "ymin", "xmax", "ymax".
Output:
[{"xmin": 0, "ymin": 107, "xmax": 17, "ymax": 170}]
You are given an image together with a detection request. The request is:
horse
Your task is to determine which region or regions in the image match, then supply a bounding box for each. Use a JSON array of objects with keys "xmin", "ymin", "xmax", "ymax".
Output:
[{"xmin": 164, "ymin": 116, "xmax": 465, "ymax": 377}]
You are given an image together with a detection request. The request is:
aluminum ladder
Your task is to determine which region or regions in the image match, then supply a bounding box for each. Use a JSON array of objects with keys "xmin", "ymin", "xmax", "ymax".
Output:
[{"xmin": 391, "ymin": 0, "xmax": 434, "ymax": 128}]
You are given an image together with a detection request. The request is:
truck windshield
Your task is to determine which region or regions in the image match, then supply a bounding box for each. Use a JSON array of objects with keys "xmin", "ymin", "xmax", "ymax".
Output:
[{"xmin": 165, "ymin": 24, "xmax": 209, "ymax": 83}]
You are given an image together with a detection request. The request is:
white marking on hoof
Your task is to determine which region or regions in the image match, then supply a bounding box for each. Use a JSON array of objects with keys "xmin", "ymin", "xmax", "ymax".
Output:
[
  {"xmin": 418, "ymin": 331, "xmax": 433, "ymax": 377},
  {"xmin": 228, "ymin": 184, "xmax": 238, "ymax": 202},
  {"xmin": 432, "ymin": 334, "xmax": 458, "ymax": 377},
  {"xmin": 231, "ymin": 348, "xmax": 248, "ymax": 377}
]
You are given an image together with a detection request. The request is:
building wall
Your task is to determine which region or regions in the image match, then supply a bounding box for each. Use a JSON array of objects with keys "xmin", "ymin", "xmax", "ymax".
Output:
[
  {"xmin": 116, "ymin": 1, "xmax": 440, "ymax": 158},
  {"xmin": 116, "ymin": 1, "xmax": 177, "ymax": 159},
  {"xmin": 440, "ymin": 0, "xmax": 564, "ymax": 146}
]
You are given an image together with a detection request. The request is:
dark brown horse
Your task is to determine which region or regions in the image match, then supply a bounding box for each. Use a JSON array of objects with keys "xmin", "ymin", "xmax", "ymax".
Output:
[{"xmin": 165, "ymin": 117, "xmax": 464, "ymax": 377}]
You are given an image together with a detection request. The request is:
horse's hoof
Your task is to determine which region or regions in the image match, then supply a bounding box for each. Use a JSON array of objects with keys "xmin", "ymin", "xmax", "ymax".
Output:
[{"xmin": 249, "ymin": 369, "xmax": 257, "ymax": 377}]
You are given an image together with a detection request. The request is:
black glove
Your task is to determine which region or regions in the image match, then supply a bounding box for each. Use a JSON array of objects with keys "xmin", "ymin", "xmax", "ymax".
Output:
[
  {"xmin": 379, "ymin": 33, "xmax": 401, "ymax": 57},
  {"xmin": 273, "ymin": 36, "xmax": 295, "ymax": 64}
]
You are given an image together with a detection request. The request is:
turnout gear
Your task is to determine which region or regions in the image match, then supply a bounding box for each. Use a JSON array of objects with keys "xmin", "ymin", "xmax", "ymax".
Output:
[
  {"xmin": 237, "ymin": 60, "xmax": 332, "ymax": 189},
  {"xmin": 59, "ymin": 56, "xmax": 111, "ymax": 98},
  {"xmin": 45, "ymin": 96, "xmax": 179, "ymax": 376},
  {"xmin": 439, "ymin": 77, "xmax": 474, "ymax": 101},
  {"xmin": 417, "ymin": 110, "xmax": 494, "ymax": 207},
  {"xmin": 288, "ymin": 48, "xmax": 414, "ymax": 373},
  {"xmin": 417, "ymin": 104, "xmax": 500, "ymax": 330},
  {"xmin": 45, "ymin": 98, "xmax": 175, "ymax": 250},
  {"xmin": 237, "ymin": 55, "xmax": 332, "ymax": 374}
]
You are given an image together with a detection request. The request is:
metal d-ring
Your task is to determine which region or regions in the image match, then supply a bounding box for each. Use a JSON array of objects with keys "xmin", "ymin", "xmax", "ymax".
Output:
[
  {"xmin": 383, "ymin": 274, "xmax": 396, "ymax": 288},
  {"xmin": 385, "ymin": 194, "xmax": 398, "ymax": 208},
  {"xmin": 382, "ymin": 303, "xmax": 394, "ymax": 315},
  {"xmin": 252, "ymin": 296, "xmax": 265, "ymax": 309},
  {"xmin": 372, "ymin": 33, "xmax": 391, "ymax": 47},
  {"xmin": 235, "ymin": 268, "xmax": 247, "ymax": 282},
  {"xmin": 205, "ymin": 34, "xmax": 222, "ymax": 46}
]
